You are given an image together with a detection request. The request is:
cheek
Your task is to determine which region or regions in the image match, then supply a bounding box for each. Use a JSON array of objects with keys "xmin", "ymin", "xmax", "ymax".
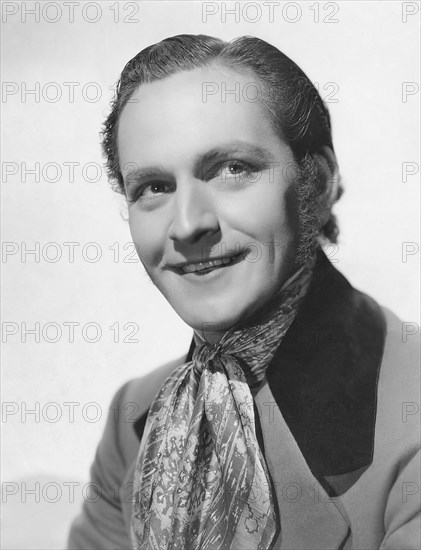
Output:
[
  {"xmin": 258, "ymin": 179, "xmax": 298, "ymax": 242},
  {"xmin": 231, "ymin": 185, "xmax": 291, "ymax": 241},
  {"xmin": 128, "ymin": 213, "xmax": 164, "ymax": 268}
]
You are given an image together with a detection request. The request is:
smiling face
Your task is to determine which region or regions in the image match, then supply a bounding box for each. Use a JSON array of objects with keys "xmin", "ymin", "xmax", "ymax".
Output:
[{"xmin": 117, "ymin": 65, "xmax": 301, "ymax": 341}]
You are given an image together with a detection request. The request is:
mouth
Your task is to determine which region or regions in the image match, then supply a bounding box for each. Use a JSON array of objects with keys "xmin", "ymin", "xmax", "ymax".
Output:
[{"xmin": 175, "ymin": 250, "xmax": 247, "ymax": 276}]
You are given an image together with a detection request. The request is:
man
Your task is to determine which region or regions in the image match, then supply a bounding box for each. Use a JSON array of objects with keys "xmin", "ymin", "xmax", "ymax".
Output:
[{"xmin": 68, "ymin": 35, "xmax": 420, "ymax": 549}]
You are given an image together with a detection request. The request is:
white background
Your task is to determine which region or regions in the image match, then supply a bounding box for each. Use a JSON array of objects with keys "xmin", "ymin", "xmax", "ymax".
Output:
[{"xmin": 2, "ymin": 1, "xmax": 420, "ymax": 548}]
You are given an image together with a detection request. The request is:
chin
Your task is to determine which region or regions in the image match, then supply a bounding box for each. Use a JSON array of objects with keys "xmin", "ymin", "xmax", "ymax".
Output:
[
  {"xmin": 176, "ymin": 287, "xmax": 278, "ymax": 335},
  {"xmin": 182, "ymin": 307, "xmax": 244, "ymax": 335}
]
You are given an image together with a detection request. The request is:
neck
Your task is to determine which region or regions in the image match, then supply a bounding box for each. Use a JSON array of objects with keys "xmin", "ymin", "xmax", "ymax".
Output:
[{"xmin": 197, "ymin": 328, "xmax": 226, "ymax": 345}]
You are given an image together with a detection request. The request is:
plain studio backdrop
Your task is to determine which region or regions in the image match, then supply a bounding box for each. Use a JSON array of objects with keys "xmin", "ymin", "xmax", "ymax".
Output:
[{"xmin": 1, "ymin": 1, "xmax": 420, "ymax": 548}]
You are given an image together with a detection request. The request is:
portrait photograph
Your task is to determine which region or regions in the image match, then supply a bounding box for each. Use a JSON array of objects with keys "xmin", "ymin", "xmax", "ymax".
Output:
[{"xmin": 1, "ymin": 1, "xmax": 420, "ymax": 549}]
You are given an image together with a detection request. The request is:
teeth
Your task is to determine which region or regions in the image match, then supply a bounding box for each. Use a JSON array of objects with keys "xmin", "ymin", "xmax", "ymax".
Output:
[{"xmin": 181, "ymin": 255, "xmax": 237, "ymax": 273}]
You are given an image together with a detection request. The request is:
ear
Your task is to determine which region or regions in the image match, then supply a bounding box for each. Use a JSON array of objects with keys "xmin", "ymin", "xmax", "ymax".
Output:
[{"xmin": 314, "ymin": 146, "xmax": 340, "ymax": 228}]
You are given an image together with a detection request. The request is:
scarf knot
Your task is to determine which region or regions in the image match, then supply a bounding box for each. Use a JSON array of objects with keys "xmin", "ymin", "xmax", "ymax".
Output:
[{"xmin": 192, "ymin": 343, "xmax": 226, "ymax": 374}]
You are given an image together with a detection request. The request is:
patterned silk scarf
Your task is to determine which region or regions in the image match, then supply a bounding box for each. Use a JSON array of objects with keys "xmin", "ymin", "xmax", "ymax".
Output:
[{"xmin": 131, "ymin": 261, "xmax": 314, "ymax": 550}]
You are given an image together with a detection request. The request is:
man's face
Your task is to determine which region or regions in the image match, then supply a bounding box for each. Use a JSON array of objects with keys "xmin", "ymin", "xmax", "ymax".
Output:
[{"xmin": 118, "ymin": 65, "xmax": 300, "ymax": 338}]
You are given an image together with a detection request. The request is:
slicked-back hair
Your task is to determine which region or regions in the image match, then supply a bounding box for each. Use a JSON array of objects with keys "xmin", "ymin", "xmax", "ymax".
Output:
[{"xmin": 102, "ymin": 34, "xmax": 342, "ymax": 243}]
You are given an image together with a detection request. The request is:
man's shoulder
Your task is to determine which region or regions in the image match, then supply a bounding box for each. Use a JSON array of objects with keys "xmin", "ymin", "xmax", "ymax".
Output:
[
  {"xmin": 376, "ymin": 306, "xmax": 420, "ymax": 448},
  {"xmin": 124, "ymin": 354, "xmax": 187, "ymax": 409},
  {"xmin": 379, "ymin": 306, "xmax": 420, "ymax": 393},
  {"xmin": 108, "ymin": 354, "xmax": 187, "ymax": 466}
]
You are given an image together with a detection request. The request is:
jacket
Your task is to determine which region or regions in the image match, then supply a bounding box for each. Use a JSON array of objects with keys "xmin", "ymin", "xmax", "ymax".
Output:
[{"xmin": 68, "ymin": 251, "xmax": 420, "ymax": 549}]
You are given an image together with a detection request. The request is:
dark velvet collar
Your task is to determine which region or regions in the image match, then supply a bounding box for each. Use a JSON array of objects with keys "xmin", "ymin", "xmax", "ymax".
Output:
[{"xmin": 133, "ymin": 248, "xmax": 386, "ymax": 477}]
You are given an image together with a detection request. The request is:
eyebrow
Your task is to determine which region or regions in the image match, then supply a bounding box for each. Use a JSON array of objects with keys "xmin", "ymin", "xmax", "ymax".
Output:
[
  {"xmin": 123, "ymin": 141, "xmax": 276, "ymax": 192},
  {"xmin": 200, "ymin": 142, "xmax": 275, "ymax": 167}
]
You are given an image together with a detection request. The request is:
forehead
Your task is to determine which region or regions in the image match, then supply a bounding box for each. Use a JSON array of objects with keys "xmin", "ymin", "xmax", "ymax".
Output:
[{"xmin": 117, "ymin": 65, "xmax": 283, "ymax": 167}]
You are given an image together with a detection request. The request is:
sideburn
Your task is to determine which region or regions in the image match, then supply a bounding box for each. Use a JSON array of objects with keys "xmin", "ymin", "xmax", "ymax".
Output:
[{"xmin": 288, "ymin": 155, "xmax": 325, "ymax": 267}]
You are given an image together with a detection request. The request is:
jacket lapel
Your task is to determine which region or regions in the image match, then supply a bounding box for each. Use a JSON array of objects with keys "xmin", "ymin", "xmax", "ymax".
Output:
[
  {"xmin": 265, "ymin": 249, "xmax": 386, "ymax": 478},
  {"xmin": 255, "ymin": 381, "xmax": 350, "ymax": 549}
]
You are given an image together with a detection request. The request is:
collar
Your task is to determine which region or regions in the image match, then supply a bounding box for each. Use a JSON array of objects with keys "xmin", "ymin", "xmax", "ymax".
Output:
[{"xmin": 264, "ymin": 247, "xmax": 387, "ymax": 475}]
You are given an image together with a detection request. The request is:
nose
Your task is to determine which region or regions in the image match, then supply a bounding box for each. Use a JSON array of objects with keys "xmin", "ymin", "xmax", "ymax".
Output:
[{"xmin": 168, "ymin": 177, "xmax": 220, "ymax": 244}]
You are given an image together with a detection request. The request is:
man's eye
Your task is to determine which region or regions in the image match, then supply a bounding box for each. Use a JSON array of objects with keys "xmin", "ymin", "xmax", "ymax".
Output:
[
  {"xmin": 218, "ymin": 160, "xmax": 256, "ymax": 180},
  {"xmin": 226, "ymin": 161, "xmax": 247, "ymax": 175},
  {"xmin": 129, "ymin": 181, "xmax": 172, "ymax": 203},
  {"xmin": 143, "ymin": 182, "xmax": 170, "ymax": 196}
]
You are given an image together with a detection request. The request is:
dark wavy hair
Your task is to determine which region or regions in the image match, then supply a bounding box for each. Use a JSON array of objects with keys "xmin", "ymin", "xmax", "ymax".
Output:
[{"xmin": 102, "ymin": 34, "xmax": 343, "ymax": 247}]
